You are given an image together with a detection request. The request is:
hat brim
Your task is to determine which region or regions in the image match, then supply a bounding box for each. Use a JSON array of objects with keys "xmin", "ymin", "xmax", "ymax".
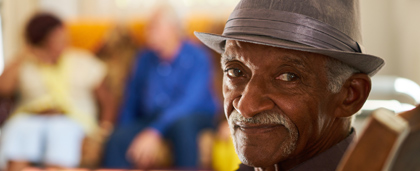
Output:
[{"xmin": 195, "ymin": 32, "xmax": 385, "ymax": 76}]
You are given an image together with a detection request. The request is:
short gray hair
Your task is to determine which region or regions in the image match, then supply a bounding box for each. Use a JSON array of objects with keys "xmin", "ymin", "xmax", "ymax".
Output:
[{"xmin": 326, "ymin": 58, "xmax": 360, "ymax": 93}]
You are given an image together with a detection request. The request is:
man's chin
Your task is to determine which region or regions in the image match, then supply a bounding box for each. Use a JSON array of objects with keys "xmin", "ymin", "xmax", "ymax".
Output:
[
  {"xmin": 235, "ymin": 143, "xmax": 291, "ymax": 168},
  {"xmin": 232, "ymin": 127, "xmax": 298, "ymax": 167}
]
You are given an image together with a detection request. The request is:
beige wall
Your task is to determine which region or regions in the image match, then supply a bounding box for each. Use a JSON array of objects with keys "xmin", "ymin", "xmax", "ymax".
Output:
[
  {"xmin": 2, "ymin": 0, "xmax": 40, "ymax": 65},
  {"xmin": 75, "ymin": 0, "xmax": 237, "ymax": 21},
  {"xmin": 360, "ymin": 0, "xmax": 420, "ymax": 84},
  {"xmin": 393, "ymin": 0, "xmax": 420, "ymax": 85},
  {"xmin": 2, "ymin": 0, "xmax": 38, "ymax": 63}
]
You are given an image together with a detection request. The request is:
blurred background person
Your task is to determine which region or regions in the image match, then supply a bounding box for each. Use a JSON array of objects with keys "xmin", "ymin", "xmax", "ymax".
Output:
[
  {"xmin": 103, "ymin": 5, "xmax": 220, "ymax": 169},
  {"xmin": 0, "ymin": 13, "xmax": 115, "ymax": 171}
]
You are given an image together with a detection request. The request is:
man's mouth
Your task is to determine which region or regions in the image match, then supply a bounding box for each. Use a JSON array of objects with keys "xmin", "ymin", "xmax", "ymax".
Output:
[{"xmin": 235, "ymin": 122, "xmax": 283, "ymax": 134}]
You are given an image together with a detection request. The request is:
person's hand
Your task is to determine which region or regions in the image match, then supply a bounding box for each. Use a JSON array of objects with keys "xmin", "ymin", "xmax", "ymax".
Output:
[{"xmin": 127, "ymin": 128, "xmax": 163, "ymax": 169}]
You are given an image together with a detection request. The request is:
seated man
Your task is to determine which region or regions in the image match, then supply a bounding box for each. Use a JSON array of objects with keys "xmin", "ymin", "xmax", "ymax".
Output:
[
  {"xmin": 103, "ymin": 5, "xmax": 220, "ymax": 169},
  {"xmin": 195, "ymin": 0, "xmax": 384, "ymax": 170}
]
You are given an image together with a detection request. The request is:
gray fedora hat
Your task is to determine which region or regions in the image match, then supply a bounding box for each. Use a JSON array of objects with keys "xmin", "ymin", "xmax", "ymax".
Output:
[{"xmin": 195, "ymin": 0, "xmax": 385, "ymax": 76}]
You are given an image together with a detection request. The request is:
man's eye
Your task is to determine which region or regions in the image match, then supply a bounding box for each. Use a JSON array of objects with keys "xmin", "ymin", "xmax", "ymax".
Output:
[
  {"xmin": 276, "ymin": 72, "xmax": 299, "ymax": 81},
  {"xmin": 225, "ymin": 68, "xmax": 244, "ymax": 78}
]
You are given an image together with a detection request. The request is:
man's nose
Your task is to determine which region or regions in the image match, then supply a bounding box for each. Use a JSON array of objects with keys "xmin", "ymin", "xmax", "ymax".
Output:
[{"xmin": 233, "ymin": 77, "xmax": 275, "ymax": 118}]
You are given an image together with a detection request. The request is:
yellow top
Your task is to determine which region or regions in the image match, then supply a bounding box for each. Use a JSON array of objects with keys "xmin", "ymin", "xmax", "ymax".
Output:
[
  {"xmin": 212, "ymin": 137, "xmax": 241, "ymax": 171},
  {"xmin": 13, "ymin": 48, "xmax": 106, "ymax": 134}
]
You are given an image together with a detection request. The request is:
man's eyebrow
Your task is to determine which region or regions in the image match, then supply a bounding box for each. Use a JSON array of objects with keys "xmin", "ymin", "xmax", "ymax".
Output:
[
  {"xmin": 281, "ymin": 55, "xmax": 309, "ymax": 69},
  {"xmin": 221, "ymin": 53, "xmax": 236, "ymax": 66},
  {"xmin": 220, "ymin": 52, "xmax": 310, "ymax": 71}
]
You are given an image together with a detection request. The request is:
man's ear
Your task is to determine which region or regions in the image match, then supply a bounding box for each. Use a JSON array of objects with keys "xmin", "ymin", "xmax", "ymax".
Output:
[{"xmin": 335, "ymin": 73, "xmax": 371, "ymax": 118}]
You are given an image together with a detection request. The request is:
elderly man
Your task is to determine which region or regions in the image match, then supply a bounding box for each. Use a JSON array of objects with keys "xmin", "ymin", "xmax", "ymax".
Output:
[
  {"xmin": 103, "ymin": 6, "xmax": 219, "ymax": 169},
  {"xmin": 195, "ymin": 0, "xmax": 384, "ymax": 170}
]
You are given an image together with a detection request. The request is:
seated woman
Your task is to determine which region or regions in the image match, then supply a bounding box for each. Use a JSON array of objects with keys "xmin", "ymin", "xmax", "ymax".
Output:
[{"xmin": 0, "ymin": 13, "xmax": 114, "ymax": 171}]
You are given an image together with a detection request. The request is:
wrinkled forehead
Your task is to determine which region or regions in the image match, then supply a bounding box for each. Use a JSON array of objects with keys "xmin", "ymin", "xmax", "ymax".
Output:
[{"xmin": 221, "ymin": 40, "xmax": 329, "ymax": 70}]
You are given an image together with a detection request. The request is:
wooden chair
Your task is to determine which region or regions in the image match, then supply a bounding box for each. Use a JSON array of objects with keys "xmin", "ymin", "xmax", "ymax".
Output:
[{"xmin": 337, "ymin": 106, "xmax": 420, "ymax": 171}]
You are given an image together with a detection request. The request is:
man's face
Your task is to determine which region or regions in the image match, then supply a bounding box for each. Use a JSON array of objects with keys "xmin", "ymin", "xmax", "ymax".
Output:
[
  {"xmin": 145, "ymin": 12, "xmax": 177, "ymax": 58},
  {"xmin": 222, "ymin": 40, "xmax": 339, "ymax": 167}
]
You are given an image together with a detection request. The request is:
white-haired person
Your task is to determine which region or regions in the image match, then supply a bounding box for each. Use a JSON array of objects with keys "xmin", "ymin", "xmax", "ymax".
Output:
[{"xmin": 103, "ymin": 6, "xmax": 220, "ymax": 169}]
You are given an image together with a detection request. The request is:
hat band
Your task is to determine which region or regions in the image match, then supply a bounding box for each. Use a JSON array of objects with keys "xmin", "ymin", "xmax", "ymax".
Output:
[{"xmin": 223, "ymin": 9, "xmax": 363, "ymax": 53}]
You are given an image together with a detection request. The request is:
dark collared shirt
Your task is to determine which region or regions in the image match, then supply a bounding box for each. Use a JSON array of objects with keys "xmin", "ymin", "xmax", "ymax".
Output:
[{"xmin": 237, "ymin": 130, "xmax": 356, "ymax": 171}]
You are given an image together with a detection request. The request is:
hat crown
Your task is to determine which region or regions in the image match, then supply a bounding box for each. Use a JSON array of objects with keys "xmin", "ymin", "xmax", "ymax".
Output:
[
  {"xmin": 194, "ymin": 0, "xmax": 384, "ymax": 76},
  {"xmin": 231, "ymin": 0, "xmax": 362, "ymax": 44}
]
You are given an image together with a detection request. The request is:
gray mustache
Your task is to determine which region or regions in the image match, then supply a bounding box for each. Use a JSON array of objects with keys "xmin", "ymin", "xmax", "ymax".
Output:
[{"xmin": 229, "ymin": 110, "xmax": 289, "ymax": 126}]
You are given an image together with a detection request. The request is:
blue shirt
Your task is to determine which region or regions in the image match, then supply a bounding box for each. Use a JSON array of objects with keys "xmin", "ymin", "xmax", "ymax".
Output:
[{"xmin": 118, "ymin": 41, "xmax": 220, "ymax": 135}]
